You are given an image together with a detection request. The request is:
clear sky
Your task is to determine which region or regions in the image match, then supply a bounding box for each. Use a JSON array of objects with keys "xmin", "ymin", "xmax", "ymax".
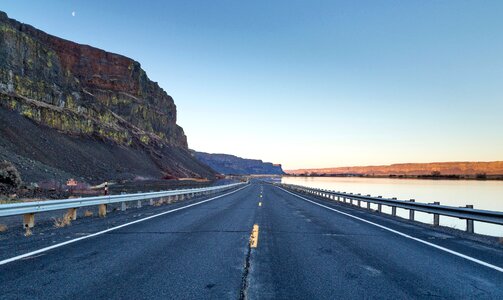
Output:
[{"xmin": 2, "ymin": 1, "xmax": 502, "ymax": 169}]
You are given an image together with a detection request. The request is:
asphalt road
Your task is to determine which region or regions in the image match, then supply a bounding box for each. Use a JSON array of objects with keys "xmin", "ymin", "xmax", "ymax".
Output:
[{"xmin": 1, "ymin": 182, "xmax": 503, "ymax": 299}]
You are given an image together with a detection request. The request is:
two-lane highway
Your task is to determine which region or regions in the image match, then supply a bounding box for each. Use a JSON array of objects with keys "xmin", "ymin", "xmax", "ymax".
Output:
[{"xmin": 1, "ymin": 182, "xmax": 502, "ymax": 299}]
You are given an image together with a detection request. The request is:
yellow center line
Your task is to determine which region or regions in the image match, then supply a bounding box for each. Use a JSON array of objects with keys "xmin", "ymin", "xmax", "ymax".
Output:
[{"xmin": 249, "ymin": 224, "xmax": 259, "ymax": 248}]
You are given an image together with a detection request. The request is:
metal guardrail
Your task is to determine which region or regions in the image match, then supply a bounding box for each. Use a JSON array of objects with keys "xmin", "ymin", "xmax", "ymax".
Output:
[
  {"xmin": 280, "ymin": 183, "xmax": 503, "ymax": 233},
  {"xmin": 0, "ymin": 182, "xmax": 247, "ymax": 229}
]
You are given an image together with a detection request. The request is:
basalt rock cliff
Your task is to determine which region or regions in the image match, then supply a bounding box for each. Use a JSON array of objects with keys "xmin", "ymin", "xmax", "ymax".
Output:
[
  {"xmin": 194, "ymin": 151, "xmax": 284, "ymax": 175},
  {"xmin": 0, "ymin": 11, "xmax": 215, "ymax": 184}
]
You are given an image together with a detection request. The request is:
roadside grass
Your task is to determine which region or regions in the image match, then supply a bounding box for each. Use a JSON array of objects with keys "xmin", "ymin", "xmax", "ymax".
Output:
[
  {"xmin": 53, "ymin": 216, "xmax": 72, "ymax": 228},
  {"xmin": 0, "ymin": 199, "xmax": 21, "ymax": 204},
  {"xmin": 24, "ymin": 228, "xmax": 32, "ymax": 237},
  {"xmin": 153, "ymin": 199, "xmax": 166, "ymax": 206}
]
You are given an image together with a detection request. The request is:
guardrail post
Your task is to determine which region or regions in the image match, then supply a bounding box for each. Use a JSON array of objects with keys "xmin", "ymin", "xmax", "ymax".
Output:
[
  {"xmin": 23, "ymin": 213, "xmax": 35, "ymax": 229},
  {"xmin": 391, "ymin": 206, "xmax": 397, "ymax": 216},
  {"xmin": 377, "ymin": 203, "xmax": 382, "ymax": 212},
  {"xmin": 120, "ymin": 192, "xmax": 126, "ymax": 211},
  {"xmin": 148, "ymin": 191, "xmax": 154, "ymax": 205},
  {"xmin": 99, "ymin": 204, "xmax": 107, "ymax": 217},
  {"xmin": 137, "ymin": 200, "xmax": 142, "ymax": 208},
  {"xmin": 466, "ymin": 205, "xmax": 474, "ymax": 233},
  {"xmin": 433, "ymin": 202, "xmax": 440, "ymax": 226},
  {"xmin": 367, "ymin": 201, "xmax": 370, "ymax": 209},
  {"xmin": 357, "ymin": 199, "xmax": 361, "ymax": 207},
  {"xmin": 409, "ymin": 199, "xmax": 415, "ymax": 221},
  {"xmin": 67, "ymin": 208, "xmax": 77, "ymax": 221}
]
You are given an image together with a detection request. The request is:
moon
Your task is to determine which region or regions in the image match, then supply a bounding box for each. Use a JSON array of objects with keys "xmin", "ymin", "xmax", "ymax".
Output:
[{"xmin": 71, "ymin": 11, "xmax": 76, "ymax": 17}]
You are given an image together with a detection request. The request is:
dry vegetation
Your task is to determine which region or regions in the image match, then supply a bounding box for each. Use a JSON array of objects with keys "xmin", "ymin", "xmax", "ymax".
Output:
[
  {"xmin": 0, "ymin": 224, "xmax": 7, "ymax": 232},
  {"xmin": 153, "ymin": 199, "xmax": 165, "ymax": 206},
  {"xmin": 24, "ymin": 228, "xmax": 32, "ymax": 237},
  {"xmin": 53, "ymin": 216, "xmax": 72, "ymax": 228},
  {"xmin": 84, "ymin": 210, "xmax": 93, "ymax": 217}
]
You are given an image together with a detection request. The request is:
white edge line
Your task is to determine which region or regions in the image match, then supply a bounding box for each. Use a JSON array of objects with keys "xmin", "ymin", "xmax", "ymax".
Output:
[
  {"xmin": 0, "ymin": 185, "xmax": 249, "ymax": 266},
  {"xmin": 276, "ymin": 186, "xmax": 503, "ymax": 273}
]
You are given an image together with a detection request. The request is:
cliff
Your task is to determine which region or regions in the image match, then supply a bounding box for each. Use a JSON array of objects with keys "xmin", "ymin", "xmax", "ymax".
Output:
[
  {"xmin": 287, "ymin": 161, "xmax": 503, "ymax": 177},
  {"xmin": 0, "ymin": 11, "xmax": 215, "ymax": 183},
  {"xmin": 194, "ymin": 151, "xmax": 284, "ymax": 175}
]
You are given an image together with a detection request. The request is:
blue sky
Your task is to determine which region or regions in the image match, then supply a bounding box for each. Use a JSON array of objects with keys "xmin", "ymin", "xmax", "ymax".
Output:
[{"xmin": 2, "ymin": 1, "xmax": 502, "ymax": 169}]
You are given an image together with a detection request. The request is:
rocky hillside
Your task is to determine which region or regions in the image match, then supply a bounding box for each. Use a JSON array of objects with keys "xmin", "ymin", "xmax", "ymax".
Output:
[
  {"xmin": 0, "ymin": 11, "xmax": 215, "ymax": 184},
  {"xmin": 194, "ymin": 151, "xmax": 284, "ymax": 175},
  {"xmin": 287, "ymin": 161, "xmax": 503, "ymax": 176}
]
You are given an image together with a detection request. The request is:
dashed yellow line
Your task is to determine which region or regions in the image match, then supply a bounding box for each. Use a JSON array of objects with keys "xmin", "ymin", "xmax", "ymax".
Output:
[{"xmin": 249, "ymin": 224, "xmax": 259, "ymax": 248}]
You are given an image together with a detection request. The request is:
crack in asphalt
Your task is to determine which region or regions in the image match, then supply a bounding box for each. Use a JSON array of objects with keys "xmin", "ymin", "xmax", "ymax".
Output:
[{"xmin": 239, "ymin": 244, "xmax": 252, "ymax": 300}]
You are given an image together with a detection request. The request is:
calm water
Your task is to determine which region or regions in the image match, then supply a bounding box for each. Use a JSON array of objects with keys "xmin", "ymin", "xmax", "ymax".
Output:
[{"xmin": 281, "ymin": 176, "xmax": 503, "ymax": 237}]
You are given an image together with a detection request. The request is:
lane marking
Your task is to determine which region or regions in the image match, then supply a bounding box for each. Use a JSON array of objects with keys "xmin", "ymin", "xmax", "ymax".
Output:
[
  {"xmin": 250, "ymin": 224, "xmax": 259, "ymax": 248},
  {"xmin": 0, "ymin": 185, "xmax": 250, "ymax": 266},
  {"xmin": 276, "ymin": 186, "xmax": 503, "ymax": 273}
]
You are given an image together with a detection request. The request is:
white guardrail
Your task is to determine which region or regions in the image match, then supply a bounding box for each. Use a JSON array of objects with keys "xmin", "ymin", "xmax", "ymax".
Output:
[
  {"xmin": 0, "ymin": 182, "xmax": 247, "ymax": 229},
  {"xmin": 280, "ymin": 183, "xmax": 503, "ymax": 234}
]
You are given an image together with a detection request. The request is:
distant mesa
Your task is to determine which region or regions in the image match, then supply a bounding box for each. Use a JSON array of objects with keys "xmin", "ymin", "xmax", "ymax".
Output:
[
  {"xmin": 0, "ymin": 11, "xmax": 215, "ymax": 184},
  {"xmin": 193, "ymin": 151, "xmax": 284, "ymax": 175},
  {"xmin": 287, "ymin": 161, "xmax": 503, "ymax": 179}
]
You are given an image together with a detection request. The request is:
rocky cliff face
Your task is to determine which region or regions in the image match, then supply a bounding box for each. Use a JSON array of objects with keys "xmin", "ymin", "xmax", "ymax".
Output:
[
  {"xmin": 0, "ymin": 11, "xmax": 215, "ymax": 183},
  {"xmin": 194, "ymin": 151, "xmax": 284, "ymax": 175}
]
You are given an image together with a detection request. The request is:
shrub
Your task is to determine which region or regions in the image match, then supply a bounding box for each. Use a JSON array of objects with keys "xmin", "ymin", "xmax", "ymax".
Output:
[
  {"xmin": 476, "ymin": 173, "xmax": 487, "ymax": 179},
  {"xmin": 0, "ymin": 161, "xmax": 22, "ymax": 188}
]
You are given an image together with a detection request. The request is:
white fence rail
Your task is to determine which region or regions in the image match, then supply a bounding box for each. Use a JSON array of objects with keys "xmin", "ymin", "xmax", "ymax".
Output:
[
  {"xmin": 280, "ymin": 183, "xmax": 503, "ymax": 234},
  {"xmin": 0, "ymin": 182, "xmax": 247, "ymax": 229}
]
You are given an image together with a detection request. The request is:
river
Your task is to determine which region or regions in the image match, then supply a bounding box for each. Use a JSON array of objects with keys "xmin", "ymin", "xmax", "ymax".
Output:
[{"xmin": 281, "ymin": 176, "xmax": 503, "ymax": 237}]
